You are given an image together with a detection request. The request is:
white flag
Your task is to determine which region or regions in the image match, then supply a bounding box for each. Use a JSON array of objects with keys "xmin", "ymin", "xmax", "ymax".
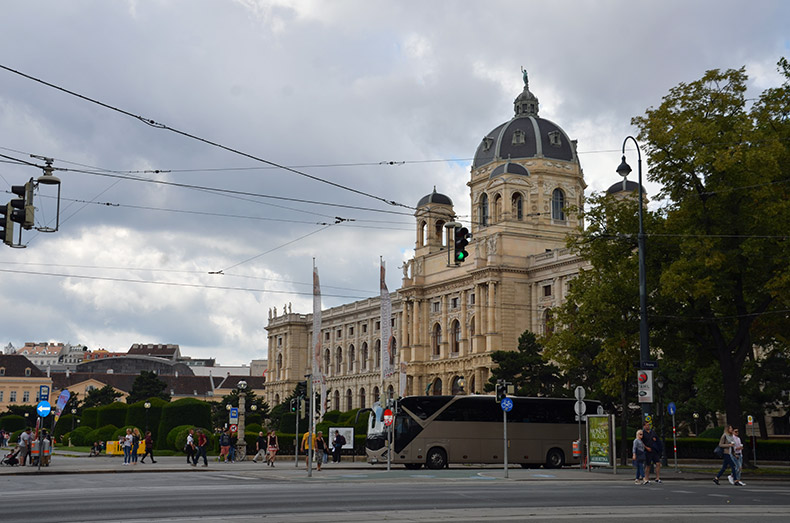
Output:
[
  {"xmin": 380, "ymin": 260, "xmax": 395, "ymax": 379},
  {"xmin": 312, "ymin": 265, "xmax": 323, "ymax": 388}
]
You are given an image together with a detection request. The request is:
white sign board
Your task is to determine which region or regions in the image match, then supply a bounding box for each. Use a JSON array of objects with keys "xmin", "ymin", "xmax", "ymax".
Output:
[
  {"xmin": 328, "ymin": 426, "xmax": 355, "ymax": 450},
  {"xmin": 637, "ymin": 370, "xmax": 653, "ymax": 403}
]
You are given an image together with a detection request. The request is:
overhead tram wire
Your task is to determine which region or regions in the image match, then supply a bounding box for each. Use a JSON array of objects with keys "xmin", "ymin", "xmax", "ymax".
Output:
[{"xmin": 0, "ymin": 64, "xmax": 413, "ymax": 211}]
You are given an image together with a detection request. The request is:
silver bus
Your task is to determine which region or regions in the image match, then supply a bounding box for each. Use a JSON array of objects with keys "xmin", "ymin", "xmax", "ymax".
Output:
[{"xmin": 365, "ymin": 395, "xmax": 602, "ymax": 470}]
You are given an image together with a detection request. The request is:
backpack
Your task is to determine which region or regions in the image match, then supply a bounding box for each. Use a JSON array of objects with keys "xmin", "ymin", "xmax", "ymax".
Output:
[
  {"xmin": 338, "ymin": 435, "xmax": 346, "ymax": 446},
  {"xmin": 713, "ymin": 445, "xmax": 724, "ymax": 457}
]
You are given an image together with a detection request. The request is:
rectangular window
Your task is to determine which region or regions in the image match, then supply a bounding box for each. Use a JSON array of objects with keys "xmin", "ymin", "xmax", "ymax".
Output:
[
  {"xmin": 391, "ymin": 318, "xmax": 395, "ymax": 327},
  {"xmin": 362, "ymin": 324, "xmax": 368, "ymax": 334},
  {"xmin": 277, "ymin": 337, "xmax": 283, "ymax": 347},
  {"xmin": 375, "ymin": 321, "xmax": 380, "ymax": 331},
  {"xmin": 469, "ymin": 293, "xmax": 475, "ymax": 305},
  {"xmin": 337, "ymin": 329, "xmax": 342, "ymax": 338},
  {"xmin": 0, "ymin": 391, "xmax": 3, "ymax": 402},
  {"xmin": 349, "ymin": 326, "xmax": 354, "ymax": 336},
  {"xmin": 451, "ymin": 297, "xmax": 459, "ymax": 309},
  {"xmin": 325, "ymin": 332, "xmax": 330, "ymax": 341},
  {"xmin": 10, "ymin": 391, "xmax": 16, "ymax": 402},
  {"xmin": 23, "ymin": 391, "xmax": 30, "ymax": 402},
  {"xmin": 432, "ymin": 302, "xmax": 440, "ymax": 313},
  {"xmin": 543, "ymin": 285, "xmax": 552, "ymax": 297}
]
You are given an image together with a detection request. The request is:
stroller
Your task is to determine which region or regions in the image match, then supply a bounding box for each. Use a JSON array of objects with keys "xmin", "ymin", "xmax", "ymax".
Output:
[{"xmin": 1, "ymin": 447, "xmax": 20, "ymax": 466}]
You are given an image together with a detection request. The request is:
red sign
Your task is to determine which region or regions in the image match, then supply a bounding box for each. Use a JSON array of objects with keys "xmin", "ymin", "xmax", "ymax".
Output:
[
  {"xmin": 229, "ymin": 424, "xmax": 238, "ymax": 433},
  {"xmin": 383, "ymin": 408, "xmax": 394, "ymax": 426}
]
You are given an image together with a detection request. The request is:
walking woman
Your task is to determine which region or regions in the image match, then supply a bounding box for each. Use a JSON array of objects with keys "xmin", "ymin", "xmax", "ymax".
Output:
[
  {"xmin": 140, "ymin": 431, "xmax": 156, "ymax": 464},
  {"xmin": 131, "ymin": 428, "xmax": 141, "ymax": 465},
  {"xmin": 266, "ymin": 430, "xmax": 279, "ymax": 467},
  {"xmin": 632, "ymin": 429, "xmax": 646, "ymax": 484},
  {"xmin": 713, "ymin": 425, "xmax": 738, "ymax": 485},
  {"xmin": 122, "ymin": 428, "xmax": 133, "ymax": 466},
  {"xmin": 315, "ymin": 431, "xmax": 326, "ymax": 471}
]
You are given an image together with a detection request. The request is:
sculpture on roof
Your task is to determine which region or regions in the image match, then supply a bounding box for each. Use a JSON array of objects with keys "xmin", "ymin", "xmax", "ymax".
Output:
[{"xmin": 521, "ymin": 66, "xmax": 528, "ymax": 86}]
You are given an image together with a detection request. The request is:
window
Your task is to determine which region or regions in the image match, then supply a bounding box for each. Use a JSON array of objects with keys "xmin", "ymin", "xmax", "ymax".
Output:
[
  {"xmin": 551, "ymin": 189, "xmax": 565, "ymax": 221},
  {"xmin": 480, "ymin": 193, "xmax": 489, "ymax": 227},
  {"xmin": 435, "ymin": 220, "xmax": 445, "ymax": 246},
  {"xmin": 451, "ymin": 297, "xmax": 459, "ymax": 309},
  {"xmin": 419, "ymin": 220, "xmax": 427, "ymax": 246},
  {"xmin": 0, "ymin": 391, "xmax": 3, "ymax": 402},
  {"xmin": 337, "ymin": 329, "xmax": 342, "ymax": 338},
  {"xmin": 23, "ymin": 391, "xmax": 30, "ymax": 402},
  {"xmin": 469, "ymin": 316, "xmax": 476, "ymax": 336},
  {"xmin": 493, "ymin": 194, "xmax": 502, "ymax": 222},
  {"xmin": 374, "ymin": 340, "xmax": 381, "ymax": 369},
  {"xmin": 324, "ymin": 349, "xmax": 331, "ymax": 375},
  {"xmin": 276, "ymin": 354, "xmax": 283, "ymax": 380},
  {"xmin": 346, "ymin": 389, "xmax": 353, "ymax": 410},
  {"xmin": 543, "ymin": 284, "xmax": 552, "ymax": 297},
  {"xmin": 469, "ymin": 293, "xmax": 475, "ymax": 305},
  {"xmin": 325, "ymin": 332, "xmax": 330, "ymax": 341},
  {"xmin": 375, "ymin": 321, "xmax": 380, "ymax": 331},
  {"xmin": 481, "ymin": 136, "xmax": 493, "ymax": 151},
  {"xmin": 349, "ymin": 326, "xmax": 354, "ymax": 336},
  {"xmin": 277, "ymin": 337, "xmax": 282, "ymax": 347},
  {"xmin": 348, "ymin": 344, "xmax": 355, "ymax": 373},
  {"xmin": 432, "ymin": 302, "xmax": 440, "ymax": 313},
  {"xmin": 335, "ymin": 347, "xmax": 343, "ymax": 374},
  {"xmin": 512, "ymin": 129, "xmax": 525, "ymax": 145},
  {"xmin": 10, "ymin": 391, "xmax": 16, "ymax": 402},
  {"xmin": 25, "ymin": 368, "xmax": 31, "ymax": 377},
  {"xmin": 390, "ymin": 338, "xmax": 397, "ymax": 366},
  {"xmin": 432, "ymin": 323, "xmax": 442, "ymax": 356},
  {"xmin": 360, "ymin": 388, "xmax": 366, "ymax": 409},
  {"xmin": 361, "ymin": 342, "xmax": 368, "ymax": 371},
  {"xmin": 512, "ymin": 193, "xmax": 523, "ymax": 220},
  {"xmin": 362, "ymin": 324, "xmax": 368, "ymax": 334},
  {"xmin": 548, "ymin": 130, "xmax": 562, "ymax": 147},
  {"xmin": 387, "ymin": 385, "xmax": 394, "ymax": 400},
  {"xmin": 432, "ymin": 378, "xmax": 443, "ymax": 396},
  {"xmin": 334, "ymin": 390, "xmax": 340, "ymax": 411},
  {"xmin": 543, "ymin": 309, "xmax": 554, "ymax": 335},
  {"xmin": 451, "ymin": 320, "xmax": 460, "ymax": 354},
  {"xmin": 0, "ymin": 367, "xmax": 4, "ymax": 376},
  {"xmin": 373, "ymin": 386, "xmax": 380, "ymax": 403}
]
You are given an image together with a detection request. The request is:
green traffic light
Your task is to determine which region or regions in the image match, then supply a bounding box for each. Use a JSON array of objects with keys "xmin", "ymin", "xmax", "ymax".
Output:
[{"xmin": 456, "ymin": 252, "xmax": 465, "ymax": 261}]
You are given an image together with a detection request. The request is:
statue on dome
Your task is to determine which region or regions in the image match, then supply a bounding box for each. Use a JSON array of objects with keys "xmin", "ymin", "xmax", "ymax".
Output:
[{"xmin": 521, "ymin": 66, "xmax": 529, "ymax": 86}]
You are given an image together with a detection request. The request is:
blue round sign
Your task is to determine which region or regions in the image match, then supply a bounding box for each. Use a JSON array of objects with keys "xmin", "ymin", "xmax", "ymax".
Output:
[
  {"xmin": 501, "ymin": 397, "xmax": 513, "ymax": 412},
  {"xmin": 667, "ymin": 402, "xmax": 676, "ymax": 415},
  {"xmin": 36, "ymin": 401, "xmax": 52, "ymax": 417}
]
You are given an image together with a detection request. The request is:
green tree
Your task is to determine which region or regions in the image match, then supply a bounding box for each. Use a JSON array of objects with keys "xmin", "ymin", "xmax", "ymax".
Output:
[
  {"xmin": 82, "ymin": 384, "xmax": 123, "ymax": 409},
  {"xmin": 484, "ymin": 330, "xmax": 563, "ymax": 396},
  {"xmin": 210, "ymin": 389, "xmax": 270, "ymax": 430},
  {"xmin": 126, "ymin": 371, "xmax": 171, "ymax": 404}
]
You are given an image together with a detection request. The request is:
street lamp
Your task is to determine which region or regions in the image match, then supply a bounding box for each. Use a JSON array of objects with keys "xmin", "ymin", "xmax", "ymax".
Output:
[
  {"xmin": 616, "ymin": 137, "xmax": 651, "ymax": 421},
  {"xmin": 144, "ymin": 402, "xmax": 151, "ymax": 433},
  {"xmin": 236, "ymin": 380, "xmax": 248, "ymax": 461},
  {"xmin": 71, "ymin": 408, "xmax": 77, "ymax": 432},
  {"xmin": 693, "ymin": 412, "xmax": 700, "ymax": 436}
]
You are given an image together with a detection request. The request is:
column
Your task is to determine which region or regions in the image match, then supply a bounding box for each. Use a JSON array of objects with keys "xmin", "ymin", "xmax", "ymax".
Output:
[
  {"xmin": 487, "ymin": 283, "xmax": 495, "ymax": 333},
  {"xmin": 474, "ymin": 284, "xmax": 483, "ymax": 353},
  {"xmin": 460, "ymin": 289, "xmax": 468, "ymax": 356},
  {"xmin": 440, "ymin": 294, "xmax": 448, "ymax": 358}
]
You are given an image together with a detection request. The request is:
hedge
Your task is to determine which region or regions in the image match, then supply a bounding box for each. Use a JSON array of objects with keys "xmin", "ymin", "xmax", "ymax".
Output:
[
  {"xmin": 86, "ymin": 425, "xmax": 118, "ymax": 445},
  {"xmin": 156, "ymin": 399, "xmax": 211, "ymax": 450},
  {"xmin": 125, "ymin": 397, "xmax": 169, "ymax": 437},
  {"xmin": 97, "ymin": 403, "xmax": 128, "ymax": 428},
  {"xmin": 81, "ymin": 407, "xmax": 99, "ymax": 429},
  {"xmin": 0, "ymin": 414, "xmax": 27, "ymax": 432},
  {"xmin": 247, "ymin": 413, "xmax": 262, "ymax": 426},
  {"xmin": 672, "ymin": 437, "xmax": 790, "ymax": 461},
  {"xmin": 167, "ymin": 424, "xmax": 195, "ymax": 450},
  {"xmin": 53, "ymin": 414, "xmax": 78, "ymax": 440},
  {"xmin": 246, "ymin": 423, "xmax": 262, "ymax": 435},
  {"xmin": 111, "ymin": 425, "xmax": 142, "ymax": 441},
  {"xmin": 69, "ymin": 426, "xmax": 94, "ymax": 446}
]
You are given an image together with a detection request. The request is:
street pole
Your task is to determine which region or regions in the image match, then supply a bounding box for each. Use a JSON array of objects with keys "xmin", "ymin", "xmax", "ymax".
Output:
[
  {"xmin": 307, "ymin": 376, "xmax": 313, "ymax": 478},
  {"xmin": 672, "ymin": 413, "xmax": 678, "ymax": 471},
  {"xmin": 503, "ymin": 408, "xmax": 509, "ymax": 479},
  {"xmin": 294, "ymin": 399, "xmax": 299, "ymax": 468}
]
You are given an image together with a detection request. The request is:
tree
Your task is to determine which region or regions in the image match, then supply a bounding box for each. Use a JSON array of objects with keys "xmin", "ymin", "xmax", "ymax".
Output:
[
  {"xmin": 126, "ymin": 371, "xmax": 170, "ymax": 404},
  {"xmin": 484, "ymin": 330, "xmax": 563, "ymax": 396},
  {"xmin": 82, "ymin": 384, "xmax": 123, "ymax": 409},
  {"xmin": 632, "ymin": 60, "xmax": 790, "ymax": 434},
  {"xmin": 210, "ymin": 389, "xmax": 270, "ymax": 430}
]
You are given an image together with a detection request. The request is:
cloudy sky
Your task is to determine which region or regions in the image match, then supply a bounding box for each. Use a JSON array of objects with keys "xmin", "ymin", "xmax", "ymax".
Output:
[{"xmin": 1, "ymin": 0, "xmax": 787, "ymax": 365}]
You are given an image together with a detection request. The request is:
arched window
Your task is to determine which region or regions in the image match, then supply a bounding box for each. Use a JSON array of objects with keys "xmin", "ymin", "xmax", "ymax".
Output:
[
  {"xmin": 346, "ymin": 389, "xmax": 353, "ymax": 410},
  {"xmin": 469, "ymin": 374, "xmax": 476, "ymax": 395},
  {"xmin": 334, "ymin": 389, "xmax": 340, "ymax": 411},
  {"xmin": 361, "ymin": 342, "xmax": 368, "ymax": 371},
  {"xmin": 432, "ymin": 378, "xmax": 443, "ymax": 396},
  {"xmin": 335, "ymin": 347, "xmax": 343, "ymax": 374},
  {"xmin": 360, "ymin": 387, "xmax": 366, "ymax": 409},
  {"xmin": 389, "ymin": 337, "xmax": 397, "ymax": 366},
  {"xmin": 387, "ymin": 385, "xmax": 394, "ymax": 400},
  {"xmin": 274, "ymin": 393, "xmax": 280, "ymax": 405},
  {"xmin": 450, "ymin": 320, "xmax": 460, "ymax": 354},
  {"xmin": 512, "ymin": 193, "xmax": 523, "ymax": 220},
  {"xmin": 373, "ymin": 386, "xmax": 380, "ymax": 403},
  {"xmin": 420, "ymin": 220, "xmax": 427, "ymax": 246},
  {"xmin": 480, "ymin": 193, "xmax": 489, "ymax": 227},
  {"xmin": 451, "ymin": 376, "xmax": 465, "ymax": 395},
  {"xmin": 432, "ymin": 323, "xmax": 442, "ymax": 356},
  {"xmin": 374, "ymin": 339, "xmax": 381, "ymax": 369},
  {"xmin": 348, "ymin": 344, "xmax": 355, "ymax": 373},
  {"xmin": 435, "ymin": 220, "xmax": 445, "ymax": 245},
  {"xmin": 551, "ymin": 189, "xmax": 565, "ymax": 221},
  {"xmin": 493, "ymin": 194, "xmax": 502, "ymax": 223},
  {"xmin": 469, "ymin": 316, "xmax": 475, "ymax": 336},
  {"xmin": 276, "ymin": 353, "xmax": 283, "ymax": 380},
  {"xmin": 324, "ymin": 348, "xmax": 331, "ymax": 376},
  {"xmin": 543, "ymin": 308, "xmax": 554, "ymax": 335}
]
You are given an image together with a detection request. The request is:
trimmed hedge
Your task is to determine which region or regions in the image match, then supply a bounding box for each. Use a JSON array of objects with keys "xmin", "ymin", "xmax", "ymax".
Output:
[
  {"xmin": 53, "ymin": 414, "xmax": 77, "ymax": 440},
  {"xmin": 81, "ymin": 407, "xmax": 99, "ymax": 429},
  {"xmin": 125, "ymin": 397, "xmax": 169, "ymax": 438},
  {"xmin": 699, "ymin": 426, "xmax": 726, "ymax": 439},
  {"xmin": 0, "ymin": 414, "xmax": 27, "ymax": 432},
  {"xmin": 246, "ymin": 423, "xmax": 262, "ymax": 434},
  {"xmin": 86, "ymin": 425, "xmax": 118, "ymax": 445},
  {"xmin": 69, "ymin": 426, "xmax": 94, "ymax": 446},
  {"xmin": 156, "ymin": 399, "xmax": 211, "ymax": 450},
  {"xmin": 167, "ymin": 424, "xmax": 194, "ymax": 450},
  {"xmin": 111, "ymin": 425, "xmax": 141, "ymax": 441},
  {"xmin": 673, "ymin": 437, "xmax": 790, "ymax": 461},
  {"xmin": 247, "ymin": 413, "xmax": 262, "ymax": 426},
  {"xmin": 97, "ymin": 402, "xmax": 128, "ymax": 428}
]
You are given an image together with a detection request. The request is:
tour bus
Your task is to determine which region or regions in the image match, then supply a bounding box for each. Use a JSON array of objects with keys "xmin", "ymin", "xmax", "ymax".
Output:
[{"xmin": 365, "ymin": 395, "xmax": 602, "ymax": 469}]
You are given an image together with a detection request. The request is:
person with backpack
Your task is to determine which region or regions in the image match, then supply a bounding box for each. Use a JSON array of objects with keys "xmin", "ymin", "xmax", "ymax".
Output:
[
  {"xmin": 332, "ymin": 430, "xmax": 346, "ymax": 463},
  {"xmin": 185, "ymin": 429, "xmax": 196, "ymax": 466},
  {"xmin": 219, "ymin": 429, "xmax": 231, "ymax": 463},
  {"xmin": 131, "ymin": 428, "xmax": 141, "ymax": 465}
]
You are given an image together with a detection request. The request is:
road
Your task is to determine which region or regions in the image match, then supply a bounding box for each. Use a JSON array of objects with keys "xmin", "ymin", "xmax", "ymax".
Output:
[{"xmin": 3, "ymin": 466, "xmax": 790, "ymax": 522}]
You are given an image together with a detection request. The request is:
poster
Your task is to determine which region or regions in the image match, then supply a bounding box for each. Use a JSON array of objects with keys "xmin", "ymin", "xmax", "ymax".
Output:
[{"xmin": 587, "ymin": 414, "xmax": 613, "ymax": 466}]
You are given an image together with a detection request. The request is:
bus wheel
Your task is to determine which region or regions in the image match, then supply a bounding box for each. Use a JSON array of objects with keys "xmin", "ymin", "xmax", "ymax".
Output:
[
  {"xmin": 544, "ymin": 448, "xmax": 565, "ymax": 469},
  {"xmin": 425, "ymin": 447, "xmax": 447, "ymax": 470},
  {"xmin": 404, "ymin": 463, "xmax": 422, "ymax": 470}
]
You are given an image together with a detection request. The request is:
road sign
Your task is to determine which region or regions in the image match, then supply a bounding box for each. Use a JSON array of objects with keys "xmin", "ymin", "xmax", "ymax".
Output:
[
  {"xmin": 641, "ymin": 360, "xmax": 659, "ymax": 369},
  {"xmin": 39, "ymin": 385, "xmax": 50, "ymax": 401},
  {"xmin": 667, "ymin": 402, "xmax": 676, "ymax": 415},
  {"xmin": 574, "ymin": 386, "xmax": 585, "ymax": 401},
  {"xmin": 229, "ymin": 407, "xmax": 239, "ymax": 423},
  {"xmin": 574, "ymin": 400, "xmax": 587, "ymax": 416},
  {"xmin": 383, "ymin": 408, "xmax": 394, "ymax": 426},
  {"xmin": 747, "ymin": 415, "xmax": 753, "ymax": 425},
  {"xmin": 501, "ymin": 397, "xmax": 513, "ymax": 412},
  {"xmin": 637, "ymin": 370, "xmax": 653, "ymax": 403},
  {"xmin": 36, "ymin": 401, "xmax": 52, "ymax": 417},
  {"xmin": 229, "ymin": 424, "xmax": 238, "ymax": 433}
]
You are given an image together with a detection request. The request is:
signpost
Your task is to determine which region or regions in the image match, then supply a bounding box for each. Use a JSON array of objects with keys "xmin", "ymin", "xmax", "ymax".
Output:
[
  {"xmin": 574, "ymin": 386, "xmax": 586, "ymax": 468},
  {"xmin": 35, "ymin": 401, "xmax": 51, "ymax": 472},
  {"xmin": 748, "ymin": 415, "xmax": 756, "ymax": 466},
  {"xmin": 637, "ymin": 370, "xmax": 653, "ymax": 403},
  {"xmin": 228, "ymin": 407, "xmax": 239, "ymax": 425},
  {"xmin": 501, "ymin": 397, "xmax": 513, "ymax": 478},
  {"xmin": 383, "ymin": 408, "xmax": 394, "ymax": 471},
  {"xmin": 667, "ymin": 401, "xmax": 678, "ymax": 471},
  {"xmin": 229, "ymin": 424, "xmax": 238, "ymax": 434}
]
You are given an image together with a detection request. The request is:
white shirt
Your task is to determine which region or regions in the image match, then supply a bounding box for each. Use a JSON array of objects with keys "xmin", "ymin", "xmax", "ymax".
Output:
[
  {"xmin": 187, "ymin": 434, "xmax": 194, "ymax": 447},
  {"xmin": 733, "ymin": 435, "xmax": 743, "ymax": 457}
]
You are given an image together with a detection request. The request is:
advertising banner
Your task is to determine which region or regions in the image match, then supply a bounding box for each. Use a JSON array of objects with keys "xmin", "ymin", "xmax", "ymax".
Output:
[{"xmin": 587, "ymin": 414, "xmax": 613, "ymax": 466}]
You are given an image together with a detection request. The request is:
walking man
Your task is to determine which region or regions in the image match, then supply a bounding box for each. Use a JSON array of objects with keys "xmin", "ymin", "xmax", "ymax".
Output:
[
  {"xmin": 252, "ymin": 431, "xmax": 267, "ymax": 463},
  {"xmin": 186, "ymin": 429, "xmax": 196, "ymax": 465},
  {"xmin": 642, "ymin": 421, "xmax": 662, "ymax": 484},
  {"xmin": 18, "ymin": 428, "xmax": 31, "ymax": 466},
  {"xmin": 332, "ymin": 430, "xmax": 346, "ymax": 463},
  {"xmin": 194, "ymin": 430, "xmax": 208, "ymax": 467},
  {"xmin": 140, "ymin": 431, "xmax": 157, "ymax": 464}
]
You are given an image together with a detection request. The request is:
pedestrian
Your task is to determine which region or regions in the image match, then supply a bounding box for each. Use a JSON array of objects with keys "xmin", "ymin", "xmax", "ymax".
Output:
[
  {"xmin": 642, "ymin": 422, "xmax": 662, "ymax": 484},
  {"xmin": 332, "ymin": 430, "xmax": 346, "ymax": 463},
  {"xmin": 266, "ymin": 430, "xmax": 279, "ymax": 467},
  {"xmin": 219, "ymin": 429, "xmax": 231, "ymax": 462},
  {"xmin": 730, "ymin": 427, "xmax": 746, "ymax": 486},
  {"xmin": 252, "ymin": 431, "xmax": 267, "ymax": 463},
  {"xmin": 194, "ymin": 430, "xmax": 208, "ymax": 467},
  {"xmin": 140, "ymin": 431, "xmax": 156, "ymax": 464},
  {"xmin": 713, "ymin": 425, "xmax": 738, "ymax": 485},
  {"xmin": 229, "ymin": 431, "xmax": 237, "ymax": 463},
  {"xmin": 131, "ymin": 428, "xmax": 141, "ymax": 465},
  {"xmin": 185, "ymin": 429, "xmax": 196, "ymax": 466},
  {"xmin": 17, "ymin": 428, "xmax": 31, "ymax": 467},
  {"xmin": 315, "ymin": 431, "xmax": 326, "ymax": 471},
  {"xmin": 632, "ymin": 429, "xmax": 646, "ymax": 485},
  {"xmin": 300, "ymin": 431, "xmax": 316, "ymax": 469},
  {"xmin": 122, "ymin": 428, "xmax": 133, "ymax": 466},
  {"xmin": 90, "ymin": 441, "xmax": 101, "ymax": 457}
]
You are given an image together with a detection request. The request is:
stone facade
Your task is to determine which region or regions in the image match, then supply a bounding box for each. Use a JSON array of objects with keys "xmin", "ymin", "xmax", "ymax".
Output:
[{"xmin": 264, "ymin": 75, "xmax": 590, "ymax": 410}]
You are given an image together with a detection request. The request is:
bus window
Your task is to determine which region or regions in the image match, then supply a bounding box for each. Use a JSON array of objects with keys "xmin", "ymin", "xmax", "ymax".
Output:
[
  {"xmin": 393, "ymin": 414, "xmax": 422, "ymax": 453},
  {"xmin": 436, "ymin": 397, "xmax": 499, "ymax": 422},
  {"xmin": 400, "ymin": 396, "xmax": 451, "ymax": 420}
]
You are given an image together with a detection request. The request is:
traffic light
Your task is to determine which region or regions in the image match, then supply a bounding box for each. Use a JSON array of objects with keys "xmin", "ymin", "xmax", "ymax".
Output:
[
  {"xmin": 495, "ymin": 381, "xmax": 506, "ymax": 403},
  {"xmin": 290, "ymin": 398, "xmax": 297, "ymax": 413},
  {"xmin": 453, "ymin": 225, "xmax": 470, "ymax": 264},
  {"xmin": 10, "ymin": 180, "xmax": 34, "ymax": 230},
  {"xmin": 0, "ymin": 202, "xmax": 14, "ymax": 246}
]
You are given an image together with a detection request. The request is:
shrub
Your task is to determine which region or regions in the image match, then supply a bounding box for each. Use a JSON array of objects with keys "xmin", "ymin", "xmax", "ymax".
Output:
[
  {"xmin": 81, "ymin": 407, "xmax": 99, "ymax": 429},
  {"xmin": 279, "ymin": 413, "xmax": 296, "ymax": 432},
  {"xmin": 322, "ymin": 410, "xmax": 341, "ymax": 423},
  {"xmin": 247, "ymin": 413, "xmax": 262, "ymax": 426},
  {"xmin": 69, "ymin": 426, "xmax": 95, "ymax": 446},
  {"xmin": 125, "ymin": 397, "xmax": 169, "ymax": 437},
  {"xmin": 111, "ymin": 425, "xmax": 141, "ymax": 441},
  {"xmin": 167, "ymin": 424, "xmax": 194, "ymax": 450},
  {"xmin": 97, "ymin": 403, "xmax": 128, "ymax": 428},
  {"xmin": 0, "ymin": 414, "xmax": 26, "ymax": 432},
  {"xmin": 53, "ymin": 414, "xmax": 77, "ymax": 440},
  {"xmin": 10, "ymin": 429, "xmax": 24, "ymax": 445},
  {"xmin": 86, "ymin": 425, "xmax": 118, "ymax": 446},
  {"xmin": 243, "ymin": 431, "xmax": 257, "ymax": 453},
  {"xmin": 699, "ymin": 426, "xmax": 726, "ymax": 439},
  {"xmin": 246, "ymin": 423, "xmax": 262, "ymax": 434},
  {"xmin": 174, "ymin": 426, "xmax": 211, "ymax": 452},
  {"xmin": 156, "ymin": 399, "xmax": 211, "ymax": 449},
  {"xmin": 674, "ymin": 437, "xmax": 790, "ymax": 461}
]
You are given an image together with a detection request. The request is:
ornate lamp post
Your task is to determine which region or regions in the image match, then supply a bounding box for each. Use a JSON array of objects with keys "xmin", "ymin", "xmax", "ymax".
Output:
[
  {"xmin": 71, "ymin": 408, "xmax": 77, "ymax": 432},
  {"xmin": 236, "ymin": 380, "xmax": 248, "ymax": 461},
  {"xmin": 144, "ymin": 402, "xmax": 151, "ymax": 433},
  {"xmin": 693, "ymin": 412, "xmax": 700, "ymax": 436},
  {"xmin": 616, "ymin": 137, "xmax": 651, "ymax": 421}
]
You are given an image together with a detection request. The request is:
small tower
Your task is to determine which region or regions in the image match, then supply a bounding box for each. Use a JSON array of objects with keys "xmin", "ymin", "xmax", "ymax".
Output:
[{"xmin": 415, "ymin": 187, "xmax": 455, "ymax": 257}]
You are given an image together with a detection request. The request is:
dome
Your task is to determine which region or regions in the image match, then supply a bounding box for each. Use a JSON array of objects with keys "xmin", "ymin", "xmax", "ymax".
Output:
[
  {"xmin": 606, "ymin": 179, "xmax": 645, "ymax": 195},
  {"xmin": 472, "ymin": 71, "xmax": 576, "ymax": 170},
  {"xmin": 489, "ymin": 161, "xmax": 530, "ymax": 179},
  {"xmin": 417, "ymin": 187, "xmax": 453, "ymax": 207}
]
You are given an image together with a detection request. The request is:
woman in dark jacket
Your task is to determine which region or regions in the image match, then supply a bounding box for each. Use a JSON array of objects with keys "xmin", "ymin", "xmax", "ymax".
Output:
[{"xmin": 140, "ymin": 431, "xmax": 156, "ymax": 463}]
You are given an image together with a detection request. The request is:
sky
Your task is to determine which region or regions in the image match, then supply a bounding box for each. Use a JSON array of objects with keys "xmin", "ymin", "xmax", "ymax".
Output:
[{"xmin": 1, "ymin": 0, "xmax": 788, "ymax": 365}]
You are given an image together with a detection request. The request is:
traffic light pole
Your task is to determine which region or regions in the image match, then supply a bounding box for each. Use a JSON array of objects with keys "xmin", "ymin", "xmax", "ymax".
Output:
[
  {"xmin": 503, "ymin": 407, "xmax": 509, "ymax": 479},
  {"xmin": 294, "ymin": 399, "xmax": 299, "ymax": 468},
  {"xmin": 307, "ymin": 375, "xmax": 313, "ymax": 478}
]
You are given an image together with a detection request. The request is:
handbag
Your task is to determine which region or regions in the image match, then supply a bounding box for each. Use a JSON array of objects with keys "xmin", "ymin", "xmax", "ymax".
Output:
[{"xmin": 713, "ymin": 445, "xmax": 724, "ymax": 457}]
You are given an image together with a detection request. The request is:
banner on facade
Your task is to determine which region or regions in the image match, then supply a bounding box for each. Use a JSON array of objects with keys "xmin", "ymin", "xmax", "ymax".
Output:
[
  {"xmin": 399, "ymin": 362, "xmax": 407, "ymax": 397},
  {"xmin": 380, "ymin": 260, "xmax": 395, "ymax": 379},
  {"xmin": 312, "ymin": 264, "xmax": 323, "ymax": 391}
]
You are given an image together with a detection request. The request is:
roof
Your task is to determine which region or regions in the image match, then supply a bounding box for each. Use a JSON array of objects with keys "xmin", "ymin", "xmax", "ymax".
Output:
[
  {"xmin": 417, "ymin": 187, "xmax": 453, "ymax": 208},
  {"xmin": 606, "ymin": 179, "xmax": 645, "ymax": 195},
  {"xmin": 127, "ymin": 344, "xmax": 180, "ymax": 359},
  {"xmin": 51, "ymin": 372, "xmax": 220, "ymax": 396},
  {"xmin": 0, "ymin": 354, "xmax": 48, "ymax": 377},
  {"xmin": 489, "ymin": 161, "xmax": 530, "ymax": 179}
]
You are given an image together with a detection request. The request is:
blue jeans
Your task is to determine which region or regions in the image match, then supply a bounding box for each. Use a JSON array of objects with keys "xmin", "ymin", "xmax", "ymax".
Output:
[
  {"xmin": 131, "ymin": 444, "xmax": 139, "ymax": 463},
  {"xmin": 123, "ymin": 446, "xmax": 131, "ymax": 464},
  {"xmin": 716, "ymin": 454, "xmax": 736, "ymax": 478},
  {"xmin": 634, "ymin": 460, "xmax": 645, "ymax": 479},
  {"xmin": 733, "ymin": 454, "xmax": 743, "ymax": 480},
  {"xmin": 193, "ymin": 446, "xmax": 207, "ymax": 466}
]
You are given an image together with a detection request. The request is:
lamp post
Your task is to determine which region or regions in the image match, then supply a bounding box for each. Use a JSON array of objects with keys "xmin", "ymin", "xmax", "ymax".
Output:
[
  {"xmin": 71, "ymin": 409, "xmax": 77, "ymax": 432},
  {"xmin": 616, "ymin": 137, "xmax": 651, "ymax": 421},
  {"xmin": 693, "ymin": 412, "xmax": 700, "ymax": 436},
  {"xmin": 144, "ymin": 402, "xmax": 151, "ymax": 433},
  {"xmin": 236, "ymin": 380, "xmax": 248, "ymax": 461}
]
